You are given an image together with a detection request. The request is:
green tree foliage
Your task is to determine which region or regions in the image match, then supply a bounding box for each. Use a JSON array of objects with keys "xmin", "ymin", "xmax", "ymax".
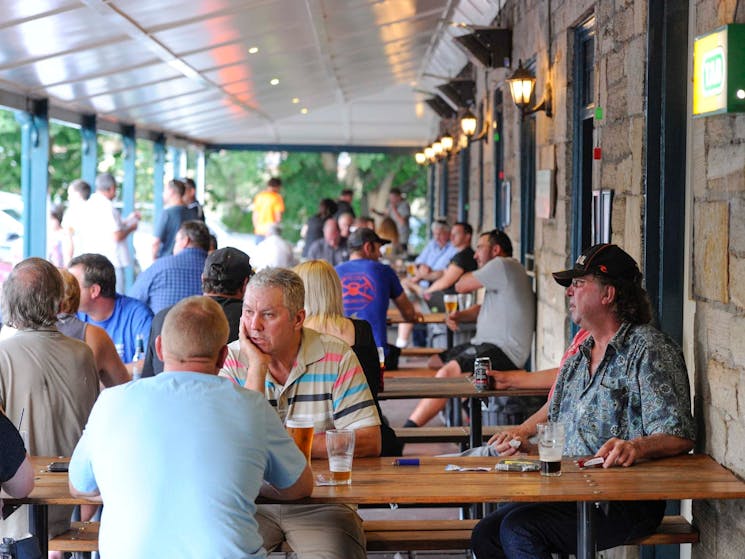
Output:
[
  {"xmin": 0, "ymin": 109, "xmax": 21, "ymax": 193},
  {"xmin": 49, "ymin": 121, "xmax": 81, "ymax": 202},
  {"xmin": 205, "ymin": 149, "xmax": 264, "ymax": 231},
  {"xmin": 278, "ymin": 152, "xmax": 344, "ymax": 242},
  {"xmin": 352, "ymin": 153, "xmax": 426, "ymax": 200}
]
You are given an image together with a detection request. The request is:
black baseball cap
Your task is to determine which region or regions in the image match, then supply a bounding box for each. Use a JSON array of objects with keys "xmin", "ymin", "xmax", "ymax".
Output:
[
  {"xmin": 552, "ymin": 244, "xmax": 641, "ymax": 287},
  {"xmin": 347, "ymin": 227, "xmax": 391, "ymax": 250},
  {"xmin": 203, "ymin": 247, "xmax": 252, "ymax": 282}
]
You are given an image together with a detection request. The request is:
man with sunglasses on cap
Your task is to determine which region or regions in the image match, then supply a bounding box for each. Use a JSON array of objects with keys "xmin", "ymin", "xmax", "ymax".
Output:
[{"xmin": 471, "ymin": 244, "xmax": 696, "ymax": 559}]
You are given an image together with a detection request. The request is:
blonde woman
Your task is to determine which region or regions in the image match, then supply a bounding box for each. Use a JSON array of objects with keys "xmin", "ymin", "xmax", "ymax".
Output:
[{"xmin": 294, "ymin": 260, "xmax": 402, "ymax": 455}]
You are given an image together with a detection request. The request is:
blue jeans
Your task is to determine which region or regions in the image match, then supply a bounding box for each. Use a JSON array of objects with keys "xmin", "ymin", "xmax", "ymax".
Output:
[{"xmin": 471, "ymin": 500, "xmax": 665, "ymax": 559}]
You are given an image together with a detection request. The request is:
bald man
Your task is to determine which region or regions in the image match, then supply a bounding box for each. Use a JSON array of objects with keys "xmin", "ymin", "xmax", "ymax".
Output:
[{"xmin": 70, "ymin": 296, "xmax": 312, "ymax": 558}]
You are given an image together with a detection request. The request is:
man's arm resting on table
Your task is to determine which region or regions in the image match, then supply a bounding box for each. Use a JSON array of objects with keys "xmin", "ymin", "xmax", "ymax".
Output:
[
  {"xmin": 311, "ymin": 425, "xmax": 381, "ymax": 459},
  {"xmin": 425, "ymin": 264, "xmax": 464, "ymax": 294},
  {"xmin": 455, "ymin": 272, "xmax": 483, "ymax": 293},
  {"xmin": 260, "ymin": 464, "xmax": 314, "ymax": 501},
  {"xmin": 597, "ymin": 434, "xmax": 695, "ymax": 468},
  {"xmin": 488, "ymin": 401, "xmax": 549, "ymax": 455},
  {"xmin": 3, "ymin": 457, "xmax": 34, "ymax": 498},
  {"xmin": 489, "ymin": 368, "xmax": 558, "ymax": 390},
  {"xmin": 68, "ymin": 482, "xmax": 103, "ymax": 503}
]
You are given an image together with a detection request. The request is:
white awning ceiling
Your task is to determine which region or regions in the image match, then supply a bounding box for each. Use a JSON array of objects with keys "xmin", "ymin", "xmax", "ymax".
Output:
[{"xmin": 0, "ymin": 0, "xmax": 505, "ymax": 148}]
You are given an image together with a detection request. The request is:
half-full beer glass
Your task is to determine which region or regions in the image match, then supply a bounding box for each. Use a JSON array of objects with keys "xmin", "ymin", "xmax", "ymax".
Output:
[
  {"xmin": 326, "ymin": 429, "xmax": 355, "ymax": 485},
  {"xmin": 538, "ymin": 422, "xmax": 565, "ymax": 476}
]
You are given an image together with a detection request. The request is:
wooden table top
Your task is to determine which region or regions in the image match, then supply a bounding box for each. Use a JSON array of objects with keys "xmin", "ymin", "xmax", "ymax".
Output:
[
  {"xmin": 387, "ymin": 311, "xmax": 447, "ymax": 324},
  {"xmin": 7, "ymin": 455, "xmax": 745, "ymax": 507},
  {"xmin": 378, "ymin": 376, "xmax": 550, "ymax": 400}
]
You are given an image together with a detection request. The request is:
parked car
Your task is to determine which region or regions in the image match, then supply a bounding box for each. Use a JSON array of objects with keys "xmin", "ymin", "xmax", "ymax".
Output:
[{"xmin": 0, "ymin": 192, "xmax": 23, "ymax": 283}]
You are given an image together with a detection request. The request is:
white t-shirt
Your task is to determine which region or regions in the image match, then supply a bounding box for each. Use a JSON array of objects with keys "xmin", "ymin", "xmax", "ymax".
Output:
[
  {"xmin": 61, "ymin": 200, "xmax": 89, "ymax": 257},
  {"xmin": 471, "ymin": 257, "xmax": 535, "ymax": 368},
  {"xmin": 251, "ymin": 235, "xmax": 296, "ymax": 270},
  {"xmin": 82, "ymin": 192, "xmax": 131, "ymax": 267}
]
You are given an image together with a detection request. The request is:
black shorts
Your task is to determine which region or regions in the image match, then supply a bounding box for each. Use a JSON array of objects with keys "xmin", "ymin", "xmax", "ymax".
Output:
[{"xmin": 440, "ymin": 342, "xmax": 518, "ymax": 373}]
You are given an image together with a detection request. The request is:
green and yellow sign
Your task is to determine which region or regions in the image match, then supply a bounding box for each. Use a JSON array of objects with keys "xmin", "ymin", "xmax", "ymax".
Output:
[{"xmin": 693, "ymin": 24, "xmax": 745, "ymax": 116}]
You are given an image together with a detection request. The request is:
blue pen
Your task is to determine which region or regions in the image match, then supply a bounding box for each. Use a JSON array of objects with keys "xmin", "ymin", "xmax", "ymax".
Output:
[{"xmin": 393, "ymin": 458, "xmax": 420, "ymax": 466}]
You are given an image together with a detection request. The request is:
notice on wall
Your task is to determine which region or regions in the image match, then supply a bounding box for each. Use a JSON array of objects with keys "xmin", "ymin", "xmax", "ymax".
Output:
[{"xmin": 535, "ymin": 169, "xmax": 555, "ymax": 219}]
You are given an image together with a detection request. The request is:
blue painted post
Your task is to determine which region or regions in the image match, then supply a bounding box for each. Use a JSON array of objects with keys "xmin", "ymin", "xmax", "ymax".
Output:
[
  {"xmin": 80, "ymin": 114, "xmax": 97, "ymax": 186},
  {"xmin": 15, "ymin": 100, "xmax": 49, "ymax": 259},
  {"xmin": 152, "ymin": 135, "xmax": 166, "ymax": 225},
  {"xmin": 459, "ymin": 142, "xmax": 470, "ymax": 223},
  {"xmin": 427, "ymin": 164, "xmax": 436, "ymax": 239},
  {"xmin": 121, "ymin": 125, "xmax": 136, "ymax": 289}
]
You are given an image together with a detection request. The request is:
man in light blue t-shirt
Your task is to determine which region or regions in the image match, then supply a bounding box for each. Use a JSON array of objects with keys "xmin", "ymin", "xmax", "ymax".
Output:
[{"xmin": 69, "ymin": 296, "xmax": 313, "ymax": 559}]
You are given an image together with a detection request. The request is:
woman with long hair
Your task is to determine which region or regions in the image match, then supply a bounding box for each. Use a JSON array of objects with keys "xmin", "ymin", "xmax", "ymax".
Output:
[{"xmin": 294, "ymin": 260, "xmax": 402, "ymax": 456}]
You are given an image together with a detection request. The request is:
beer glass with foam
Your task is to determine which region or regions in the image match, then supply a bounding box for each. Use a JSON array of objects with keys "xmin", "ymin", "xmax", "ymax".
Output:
[
  {"xmin": 443, "ymin": 294, "xmax": 458, "ymax": 314},
  {"xmin": 326, "ymin": 429, "xmax": 355, "ymax": 485},
  {"xmin": 286, "ymin": 416, "xmax": 314, "ymax": 464}
]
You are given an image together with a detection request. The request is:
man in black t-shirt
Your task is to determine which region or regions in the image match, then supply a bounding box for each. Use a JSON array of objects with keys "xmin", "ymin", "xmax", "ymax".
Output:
[{"xmin": 0, "ymin": 411, "xmax": 33, "ymax": 507}]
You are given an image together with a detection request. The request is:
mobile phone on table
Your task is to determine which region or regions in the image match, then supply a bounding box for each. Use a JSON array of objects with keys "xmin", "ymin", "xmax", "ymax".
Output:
[{"xmin": 47, "ymin": 461, "xmax": 69, "ymax": 473}]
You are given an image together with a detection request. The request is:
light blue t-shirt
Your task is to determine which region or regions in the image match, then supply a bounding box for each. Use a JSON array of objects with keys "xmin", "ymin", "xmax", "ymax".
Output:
[
  {"xmin": 69, "ymin": 372, "xmax": 306, "ymax": 559},
  {"xmin": 78, "ymin": 294, "xmax": 153, "ymax": 362},
  {"xmin": 415, "ymin": 240, "xmax": 458, "ymax": 271}
]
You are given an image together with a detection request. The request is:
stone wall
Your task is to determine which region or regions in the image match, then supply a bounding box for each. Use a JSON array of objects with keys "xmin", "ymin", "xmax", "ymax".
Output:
[
  {"xmin": 690, "ymin": 0, "xmax": 745, "ymax": 556},
  {"xmin": 453, "ymin": 0, "xmax": 745, "ymax": 554}
]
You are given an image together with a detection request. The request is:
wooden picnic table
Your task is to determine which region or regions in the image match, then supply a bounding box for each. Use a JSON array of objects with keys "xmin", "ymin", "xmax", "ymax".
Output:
[
  {"xmin": 378, "ymin": 376, "xmax": 548, "ymax": 448},
  {"xmin": 386, "ymin": 310, "xmax": 448, "ymax": 325},
  {"xmin": 12, "ymin": 454, "xmax": 745, "ymax": 559}
]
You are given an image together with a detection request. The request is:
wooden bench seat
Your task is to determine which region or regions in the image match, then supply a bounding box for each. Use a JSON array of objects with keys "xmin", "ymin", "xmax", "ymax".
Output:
[
  {"xmin": 399, "ymin": 346, "xmax": 444, "ymax": 357},
  {"xmin": 393, "ymin": 425, "xmax": 515, "ymax": 444},
  {"xmin": 48, "ymin": 521, "xmax": 99, "ymax": 553},
  {"xmin": 48, "ymin": 515, "xmax": 698, "ymax": 554}
]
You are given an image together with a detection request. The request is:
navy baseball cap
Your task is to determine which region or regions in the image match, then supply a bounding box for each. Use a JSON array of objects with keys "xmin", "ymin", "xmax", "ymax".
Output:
[{"xmin": 552, "ymin": 244, "xmax": 641, "ymax": 287}]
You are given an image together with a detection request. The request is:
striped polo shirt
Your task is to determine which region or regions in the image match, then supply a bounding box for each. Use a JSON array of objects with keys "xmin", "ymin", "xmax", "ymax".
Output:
[{"xmin": 220, "ymin": 327, "xmax": 380, "ymax": 434}]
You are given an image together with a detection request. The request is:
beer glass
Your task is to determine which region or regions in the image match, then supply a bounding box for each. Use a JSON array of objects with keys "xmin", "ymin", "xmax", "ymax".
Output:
[
  {"xmin": 286, "ymin": 416, "xmax": 314, "ymax": 464},
  {"xmin": 443, "ymin": 294, "xmax": 458, "ymax": 314},
  {"xmin": 538, "ymin": 422, "xmax": 565, "ymax": 476},
  {"xmin": 326, "ymin": 429, "xmax": 355, "ymax": 485}
]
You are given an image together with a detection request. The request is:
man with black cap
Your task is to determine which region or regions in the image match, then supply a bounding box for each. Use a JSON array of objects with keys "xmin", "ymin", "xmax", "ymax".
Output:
[
  {"xmin": 471, "ymin": 244, "xmax": 696, "ymax": 558},
  {"xmin": 335, "ymin": 228, "xmax": 420, "ymax": 366},
  {"xmin": 141, "ymin": 247, "xmax": 253, "ymax": 376}
]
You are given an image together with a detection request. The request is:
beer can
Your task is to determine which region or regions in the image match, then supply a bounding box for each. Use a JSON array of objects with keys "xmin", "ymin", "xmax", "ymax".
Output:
[{"xmin": 473, "ymin": 357, "xmax": 491, "ymax": 391}]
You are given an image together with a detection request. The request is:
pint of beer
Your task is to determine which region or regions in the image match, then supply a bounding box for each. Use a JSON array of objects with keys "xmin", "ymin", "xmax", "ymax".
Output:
[
  {"xmin": 286, "ymin": 416, "xmax": 314, "ymax": 463},
  {"xmin": 443, "ymin": 294, "xmax": 458, "ymax": 314}
]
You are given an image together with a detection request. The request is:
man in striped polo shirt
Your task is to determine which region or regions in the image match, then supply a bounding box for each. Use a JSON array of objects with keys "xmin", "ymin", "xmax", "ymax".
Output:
[{"xmin": 220, "ymin": 267, "xmax": 381, "ymax": 559}]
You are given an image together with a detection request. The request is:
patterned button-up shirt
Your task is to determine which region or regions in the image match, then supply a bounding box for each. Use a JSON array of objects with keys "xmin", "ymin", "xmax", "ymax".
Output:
[{"xmin": 548, "ymin": 322, "xmax": 696, "ymax": 456}]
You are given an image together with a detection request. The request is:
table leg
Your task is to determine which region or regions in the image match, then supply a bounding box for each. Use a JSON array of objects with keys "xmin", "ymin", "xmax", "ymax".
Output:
[
  {"xmin": 576, "ymin": 501, "xmax": 596, "ymax": 559},
  {"xmin": 469, "ymin": 396, "xmax": 482, "ymax": 449},
  {"xmin": 28, "ymin": 504, "xmax": 48, "ymax": 555},
  {"xmin": 446, "ymin": 329, "xmax": 454, "ymax": 349}
]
